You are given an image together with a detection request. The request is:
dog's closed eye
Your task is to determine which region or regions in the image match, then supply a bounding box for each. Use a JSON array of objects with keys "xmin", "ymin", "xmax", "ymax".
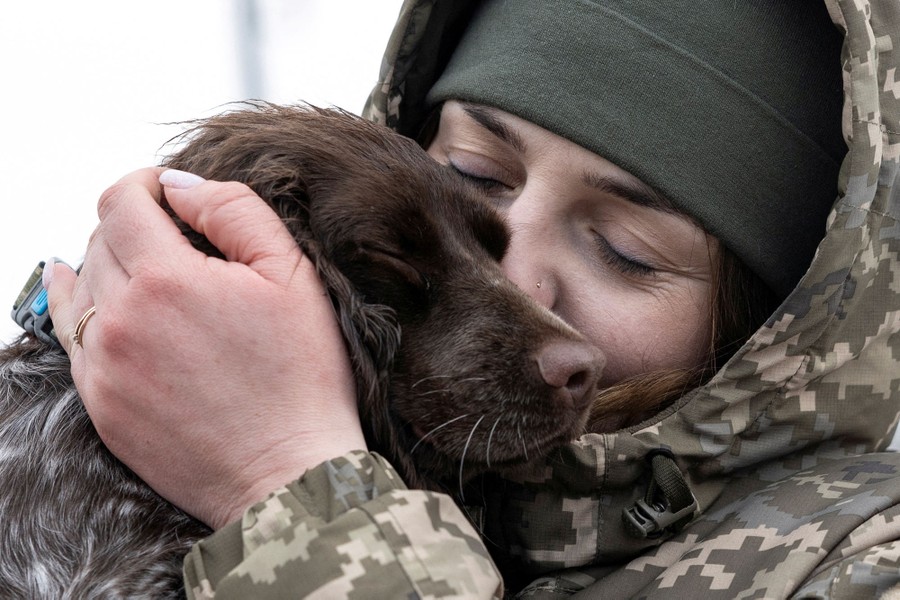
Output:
[
  {"xmin": 360, "ymin": 246, "xmax": 431, "ymax": 292},
  {"xmin": 331, "ymin": 243, "xmax": 434, "ymax": 316}
]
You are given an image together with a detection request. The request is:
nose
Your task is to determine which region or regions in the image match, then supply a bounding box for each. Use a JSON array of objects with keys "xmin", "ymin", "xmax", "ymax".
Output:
[
  {"xmin": 500, "ymin": 230, "xmax": 556, "ymax": 311},
  {"xmin": 534, "ymin": 340, "xmax": 604, "ymax": 411}
]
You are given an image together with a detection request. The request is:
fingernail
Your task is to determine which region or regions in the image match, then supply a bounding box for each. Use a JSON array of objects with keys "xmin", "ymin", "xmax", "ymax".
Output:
[
  {"xmin": 42, "ymin": 258, "xmax": 55, "ymax": 289},
  {"xmin": 160, "ymin": 169, "xmax": 206, "ymax": 189}
]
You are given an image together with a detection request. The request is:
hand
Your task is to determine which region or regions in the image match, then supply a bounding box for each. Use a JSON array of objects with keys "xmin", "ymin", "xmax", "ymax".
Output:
[{"xmin": 45, "ymin": 168, "xmax": 365, "ymax": 529}]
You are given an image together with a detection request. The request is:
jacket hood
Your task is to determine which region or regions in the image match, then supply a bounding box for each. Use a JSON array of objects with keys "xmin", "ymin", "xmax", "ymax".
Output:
[{"xmin": 363, "ymin": 0, "xmax": 900, "ymax": 573}]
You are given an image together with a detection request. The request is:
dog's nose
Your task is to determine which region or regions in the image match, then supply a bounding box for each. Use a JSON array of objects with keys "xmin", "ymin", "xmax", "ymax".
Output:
[{"xmin": 535, "ymin": 340, "xmax": 603, "ymax": 410}]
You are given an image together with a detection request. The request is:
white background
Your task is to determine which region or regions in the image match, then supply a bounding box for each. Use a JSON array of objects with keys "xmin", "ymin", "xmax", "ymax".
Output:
[{"xmin": 0, "ymin": 0, "xmax": 403, "ymax": 343}]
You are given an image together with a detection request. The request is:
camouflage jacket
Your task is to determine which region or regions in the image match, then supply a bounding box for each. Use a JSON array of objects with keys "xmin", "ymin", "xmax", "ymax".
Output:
[{"xmin": 183, "ymin": 0, "xmax": 900, "ymax": 597}]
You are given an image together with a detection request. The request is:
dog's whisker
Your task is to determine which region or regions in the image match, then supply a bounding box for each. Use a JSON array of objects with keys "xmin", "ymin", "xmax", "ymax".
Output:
[
  {"xmin": 459, "ymin": 414, "xmax": 486, "ymax": 503},
  {"xmin": 411, "ymin": 374, "xmax": 453, "ymax": 389},
  {"xmin": 458, "ymin": 501, "xmax": 487, "ymax": 539},
  {"xmin": 410, "ymin": 413, "xmax": 472, "ymax": 454},
  {"xmin": 415, "ymin": 377, "xmax": 489, "ymax": 396},
  {"xmin": 486, "ymin": 416, "xmax": 501, "ymax": 470},
  {"xmin": 518, "ymin": 421, "xmax": 529, "ymax": 461},
  {"xmin": 418, "ymin": 388, "xmax": 454, "ymax": 397}
]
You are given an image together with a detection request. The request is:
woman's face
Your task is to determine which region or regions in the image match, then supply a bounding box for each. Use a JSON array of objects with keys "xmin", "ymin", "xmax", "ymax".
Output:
[{"xmin": 427, "ymin": 101, "xmax": 718, "ymax": 388}]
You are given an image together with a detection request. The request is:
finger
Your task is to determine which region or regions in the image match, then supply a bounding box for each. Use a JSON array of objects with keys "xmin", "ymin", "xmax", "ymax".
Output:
[
  {"xmin": 78, "ymin": 223, "xmax": 130, "ymax": 317},
  {"xmin": 98, "ymin": 167, "xmax": 197, "ymax": 277},
  {"xmin": 96, "ymin": 167, "xmax": 166, "ymax": 219},
  {"xmin": 161, "ymin": 171, "xmax": 304, "ymax": 286},
  {"xmin": 44, "ymin": 258, "xmax": 81, "ymax": 357}
]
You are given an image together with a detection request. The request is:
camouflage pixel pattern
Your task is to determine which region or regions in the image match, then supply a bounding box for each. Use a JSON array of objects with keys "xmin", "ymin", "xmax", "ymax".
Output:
[
  {"xmin": 183, "ymin": 451, "xmax": 502, "ymax": 598},
  {"xmin": 186, "ymin": 0, "xmax": 900, "ymax": 597}
]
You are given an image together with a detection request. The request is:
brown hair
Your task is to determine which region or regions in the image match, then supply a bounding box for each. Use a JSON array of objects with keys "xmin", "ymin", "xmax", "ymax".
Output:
[{"xmin": 587, "ymin": 246, "xmax": 779, "ymax": 432}]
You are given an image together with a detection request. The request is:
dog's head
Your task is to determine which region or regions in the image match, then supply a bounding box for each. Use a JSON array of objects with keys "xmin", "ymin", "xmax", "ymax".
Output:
[{"xmin": 164, "ymin": 103, "xmax": 604, "ymax": 490}]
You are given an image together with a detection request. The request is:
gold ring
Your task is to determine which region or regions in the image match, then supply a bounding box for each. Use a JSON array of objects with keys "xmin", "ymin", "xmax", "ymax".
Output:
[{"xmin": 73, "ymin": 306, "xmax": 97, "ymax": 347}]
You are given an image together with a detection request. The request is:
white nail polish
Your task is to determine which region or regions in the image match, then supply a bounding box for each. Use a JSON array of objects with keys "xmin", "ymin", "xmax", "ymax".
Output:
[
  {"xmin": 160, "ymin": 169, "xmax": 206, "ymax": 189},
  {"xmin": 42, "ymin": 258, "xmax": 55, "ymax": 289}
]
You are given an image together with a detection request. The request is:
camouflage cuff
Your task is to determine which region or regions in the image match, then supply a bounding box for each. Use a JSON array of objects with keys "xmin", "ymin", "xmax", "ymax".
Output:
[
  {"xmin": 183, "ymin": 451, "xmax": 503, "ymax": 598},
  {"xmin": 241, "ymin": 451, "xmax": 407, "ymax": 552}
]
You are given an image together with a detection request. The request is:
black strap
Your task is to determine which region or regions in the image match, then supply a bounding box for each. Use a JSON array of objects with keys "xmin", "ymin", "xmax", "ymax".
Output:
[{"xmin": 623, "ymin": 451, "xmax": 698, "ymax": 538}]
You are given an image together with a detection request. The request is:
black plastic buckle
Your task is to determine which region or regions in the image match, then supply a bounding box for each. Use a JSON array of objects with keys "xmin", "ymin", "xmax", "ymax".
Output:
[{"xmin": 623, "ymin": 495, "xmax": 698, "ymax": 539}]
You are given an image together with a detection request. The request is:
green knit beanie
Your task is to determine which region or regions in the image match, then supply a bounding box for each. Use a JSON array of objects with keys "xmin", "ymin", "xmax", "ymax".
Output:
[{"xmin": 426, "ymin": 0, "xmax": 845, "ymax": 299}]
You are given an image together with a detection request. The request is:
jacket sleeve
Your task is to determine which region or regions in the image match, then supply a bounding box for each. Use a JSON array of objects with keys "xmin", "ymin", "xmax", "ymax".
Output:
[{"xmin": 182, "ymin": 451, "xmax": 503, "ymax": 599}]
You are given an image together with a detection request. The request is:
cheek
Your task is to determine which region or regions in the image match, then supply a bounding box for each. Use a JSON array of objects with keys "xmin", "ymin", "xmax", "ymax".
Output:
[
  {"xmin": 566, "ymin": 283, "xmax": 712, "ymax": 385},
  {"xmin": 425, "ymin": 144, "xmax": 442, "ymax": 161}
]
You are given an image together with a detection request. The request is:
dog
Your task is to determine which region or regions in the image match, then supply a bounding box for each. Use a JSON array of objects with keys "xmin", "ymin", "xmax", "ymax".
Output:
[{"xmin": 0, "ymin": 103, "xmax": 602, "ymax": 597}]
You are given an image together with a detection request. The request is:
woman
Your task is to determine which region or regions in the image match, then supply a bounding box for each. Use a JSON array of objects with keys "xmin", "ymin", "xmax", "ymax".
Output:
[{"xmin": 44, "ymin": 0, "xmax": 900, "ymax": 597}]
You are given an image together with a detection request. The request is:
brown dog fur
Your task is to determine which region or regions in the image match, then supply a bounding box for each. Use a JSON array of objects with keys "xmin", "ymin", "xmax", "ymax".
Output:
[{"xmin": 0, "ymin": 103, "xmax": 602, "ymax": 597}]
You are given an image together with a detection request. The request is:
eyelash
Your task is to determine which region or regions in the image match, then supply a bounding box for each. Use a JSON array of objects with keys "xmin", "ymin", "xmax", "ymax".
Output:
[
  {"xmin": 594, "ymin": 234, "xmax": 656, "ymax": 277},
  {"xmin": 448, "ymin": 162, "xmax": 508, "ymax": 193}
]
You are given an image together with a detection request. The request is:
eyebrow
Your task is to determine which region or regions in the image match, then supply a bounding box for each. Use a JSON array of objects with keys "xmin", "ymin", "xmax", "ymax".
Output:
[
  {"xmin": 581, "ymin": 171, "xmax": 677, "ymax": 214},
  {"xmin": 461, "ymin": 104, "xmax": 528, "ymax": 154}
]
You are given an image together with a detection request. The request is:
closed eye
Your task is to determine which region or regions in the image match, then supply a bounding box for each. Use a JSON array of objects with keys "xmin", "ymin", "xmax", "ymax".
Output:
[
  {"xmin": 447, "ymin": 162, "xmax": 509, "ymax": 194},
  {"xmin": 594, "ymin": 234, "xmax": 657, "ymax": 278}
]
